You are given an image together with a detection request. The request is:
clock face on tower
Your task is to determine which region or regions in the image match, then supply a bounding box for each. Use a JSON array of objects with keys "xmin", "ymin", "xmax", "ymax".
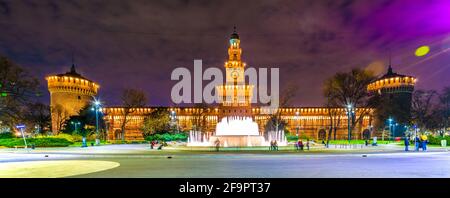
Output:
[{"xmin": 231, "ymin": 70, "xmax": 239, "ymax": 79}]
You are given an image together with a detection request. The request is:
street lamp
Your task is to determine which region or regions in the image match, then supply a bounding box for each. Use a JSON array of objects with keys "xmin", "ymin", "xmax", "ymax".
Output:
[
  {"xmin": 71, "ymin": 121, "xmax": 81, "ymax": 133},
  {"xmin": 346, "ymin": 104, "xmax": 354, "ymax": 142},
  {"xmin": 92, "ymin": 98, "xmax": 102, "ymax": 146},
  {"xmin": 388, "ymin": 118, "xmax": 394, "ymax": 141},
  {"xmin": 170, "ymin": 110, "xmax": 179, "ymax": 133},
  {"xmin": 71, "ymin": 121, "xmax": 85, "ymax": 147}
]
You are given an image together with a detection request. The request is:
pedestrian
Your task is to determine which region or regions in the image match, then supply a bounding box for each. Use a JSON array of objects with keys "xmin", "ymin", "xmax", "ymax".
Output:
[
  {"xmin": 365, "ymin": 139, "xmax": 368, "ymax": 146},
  {"xmin": 294, "ymin": 141, "xmax": 299, "ymax": 150},
  {"xmin": 306, "ymin": 139, "xmax": 310, "ymax": 150},
  {"xmin": 150, "ymin": 140, "xmax": 154, "ymax": 149},
  {"xmin": 297, "ymin": 140, "xmax": 302, "ymax": 151},
  {"xmin": 421, "ymin": 135, "xmax": 428, "ymax": 151},
  {"xmin": 299, "ymin": 140, "xmax": 304, "ymax": 151},
  {"xmin": 414, "ymin": 135, "xmax": 420, "ymax": 151},
  {"xmin": 274, "ymin": 140, "xmax": 278, "ymax": 151},
  {"xmin": 214, "ymin": 138, "xmax": 220, "ymax": 152},
  {"xmin": 404, "ymin": 136, "xmax": 409, "ymax": 151},
  {"xmin": 269, "ymin": 140, "xmax": 273, "ymax": 151}
]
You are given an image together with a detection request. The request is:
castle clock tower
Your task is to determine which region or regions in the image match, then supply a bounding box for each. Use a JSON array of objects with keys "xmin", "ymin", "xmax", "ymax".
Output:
[{"xmin": 216, "ymin": 27, "xmax": 254, "ymax": 118}]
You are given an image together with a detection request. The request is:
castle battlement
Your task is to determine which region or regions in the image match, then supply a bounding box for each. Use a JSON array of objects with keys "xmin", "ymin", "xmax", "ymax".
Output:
[
  {"xmin": 46, "ymin": 75, "xmax": 99, "ymax": 95},
  {"xmin": 367, "ymin": 65, "xmax": 416, "ymax": 93}
]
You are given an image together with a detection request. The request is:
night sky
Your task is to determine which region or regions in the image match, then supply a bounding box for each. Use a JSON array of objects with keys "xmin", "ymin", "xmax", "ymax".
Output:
[{"xmin": 1, "ymin": 0, "xmax": 449, "ymax": 107}]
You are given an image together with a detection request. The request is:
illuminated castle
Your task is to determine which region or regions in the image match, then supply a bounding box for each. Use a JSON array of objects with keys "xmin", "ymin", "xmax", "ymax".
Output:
[
  {"xmin": 46, "ymin": 28, "xmax": 374, "ymax": 141},
  {"xmin": 46, "ymin": 64, "xmax": 99, "ymax": 133},
  {"xmin": 100, "ymin": 28, "xmax": 373, "ymax": 141},
  {"xmin": 367, "ymin": 64, "xmax": 416, "ymax": 134}
]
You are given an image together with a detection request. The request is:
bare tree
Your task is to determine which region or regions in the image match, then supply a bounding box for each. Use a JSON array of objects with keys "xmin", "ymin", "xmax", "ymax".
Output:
[
  {"xmin": 266, "ymin": 84, "xmax": 298, "ymax": 134},
  {"xmin": 191, "ymin": 103, "xmax": 210, "ymax": 133},
  {"xmin": 25, "ymin": 102, "xmax": 51, "ymax": 135},
  {"xmin": 51, "ymin": 104, "xmax": 69, "ymax": 134},
  {"xmin": 411, "ymin": 90, "xmax": 438, "ymax": 132},
  {"xmin": 119, "ymin": 88, "xmax": 147, "ymax": 141},
  {"xmin": 0, "ymin": 55, "xmax": 39, "ymax": 128},
  {"xmin": 323, "ymin": 68, "xmax": 376, "ymax": 140},
  {"xmin": 439, "ymin": 87, "xmax": 450, "ymax": 135}
]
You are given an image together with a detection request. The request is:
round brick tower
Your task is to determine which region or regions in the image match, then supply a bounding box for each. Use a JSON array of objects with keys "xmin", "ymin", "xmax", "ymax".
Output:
[
  {"xmin": 46, "ymin": 64, "xmax": 99, "ymax": 133},
  {"xmin": 367, "ymin": 64, "xmax": 416, "ymax": 136}
]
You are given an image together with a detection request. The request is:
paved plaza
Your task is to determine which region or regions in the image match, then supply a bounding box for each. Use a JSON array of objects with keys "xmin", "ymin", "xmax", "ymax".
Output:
[{"xmin": 0, "ymin": 144, "xmax": 449, "ymax": 178}]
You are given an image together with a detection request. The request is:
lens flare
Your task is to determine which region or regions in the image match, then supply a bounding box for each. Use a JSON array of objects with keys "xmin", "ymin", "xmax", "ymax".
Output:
[{"xmin": 415, "ymin": 46, "xmax": 430, "ymax": 57}]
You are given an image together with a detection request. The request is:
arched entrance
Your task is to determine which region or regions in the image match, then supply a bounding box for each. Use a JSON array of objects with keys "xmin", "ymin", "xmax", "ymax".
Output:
[{"xmin": 318, "ymin": 129, "xmax": 326, "ymax": 140}]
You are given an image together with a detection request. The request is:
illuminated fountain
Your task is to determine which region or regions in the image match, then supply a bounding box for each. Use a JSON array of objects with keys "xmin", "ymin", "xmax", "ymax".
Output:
[
  {"xmin": 187, "ymin": 116, "xmax": 287, "ymax": 147},
  {"xmin": 187, "ymin": 28, "xmax": 287, "ymax": 147},
  {"xmin": 187, "ymin": 131, "xmax": 212, "ymax": 146}
]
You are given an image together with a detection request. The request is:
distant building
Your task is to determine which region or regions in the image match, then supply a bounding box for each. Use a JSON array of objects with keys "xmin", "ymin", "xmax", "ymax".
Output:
[{"xmin": 46, "ymin": 64, "xmax": 99, "ymax": 133}]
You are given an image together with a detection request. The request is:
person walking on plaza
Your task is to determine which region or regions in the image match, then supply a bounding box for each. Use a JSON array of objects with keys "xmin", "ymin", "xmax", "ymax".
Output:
[
  {"xmin": 404, "ymin": 136, "xmax": 409, "ymax": 151},
  {"xmin": 274, "ymin": 140, "xmax": 279, "ymax": 151},
  {"xmin": 214, "ymin": 138, "xmax": 220, "ymax": 152},
  {"xmin": 306, "ymin": 139, "xmax": 310, "ymax": 150},
  {"xmin": 295, "ymin": 140, "xmax": 299, "ymax": 150},
  {"xmin": 298, "ymin": 140, "xmax": 304, "ymax": 151},
  {"xmin": 150, "ymin": 140, "xmax": 155, "ymax": 149},
  {"xmin": 269, "ymin": 140, "xmax": 274, "ymax": 151},
  {"xmin": 414, "ymin": 135, "xmax": 420, "ymax": 151}
]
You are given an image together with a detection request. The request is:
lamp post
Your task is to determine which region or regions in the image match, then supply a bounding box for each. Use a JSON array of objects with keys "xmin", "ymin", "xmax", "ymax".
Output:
[
  {"xmin": 394, "ymin": 123, "xmax": 398, "ymax": 141},
  {"xmin": 72, "ymin": 121, "xmax": 86, "ymax": 147},
  {"xmin": 92, "ymin": 99, "xmax": 102, "ymax": 146},
  {"xmin": 346, "ymin": 104, "xmax": 353, "ymax": 143},
  {"xmin": 295, "ymin": 112, "xmax": 300, "ymax": 137},
  {"xmin": 170, "ymin": 110, "xmax": 178, "ymax": 133},
  {"xmin": 388, "ymin": 118, "xmax": 393, "ymax": 141},
  {"xmin": 71, "ymin": 121, "xmax": 81, "ymax": 133}
]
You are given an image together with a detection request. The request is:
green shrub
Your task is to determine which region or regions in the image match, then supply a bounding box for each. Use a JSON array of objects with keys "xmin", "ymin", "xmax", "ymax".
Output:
[
  {"xmin": 35, "ymin": 133, "xmax": 83, "ymax": 142},
  {"xmin": 286, "ymin": 134, "xmax": 299, "ymax": 142},
  {"xmin": 427, "ymin": 135, "xmax": 450, "ymax": 145},
  {"xmin": 55, "ymin": 133, "xmax": 83, "ymax": 142},
  {"xmin": 0, "ymin": 138, "xmax": 73, "ymax": 147},
  {"xmin": 145, "ymin": 133, "xmax": 188, "ymax": 142},
  {"xmin": 0, "ymin": 132, "xmax": 14, "ymax": 139}
]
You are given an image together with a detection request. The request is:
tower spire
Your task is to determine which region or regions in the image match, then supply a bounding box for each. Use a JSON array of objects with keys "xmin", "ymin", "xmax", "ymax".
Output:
[
  {"xmin": 387, "ymin": 50, "xmax": 393, "ymax": 75},
  {"xmin": 230, "ymin": 26, "xmax": 239, "ymax": 40},
  {"xmin": 70, "ymin": 53, "xmax": 76, "ymax": 73}
]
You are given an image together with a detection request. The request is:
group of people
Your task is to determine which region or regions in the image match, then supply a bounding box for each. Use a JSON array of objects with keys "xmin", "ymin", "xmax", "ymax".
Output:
[
  {"xmin": 269, "ymin": 140, "xmax": 279, "ymax": 151},
  {"xmin": 404, "ymin": 135, "xmax": 428, "ymax": 151},
  {"xmin": 295, "ymin": 139, "xmax": 310, "ymax": 151},
  {"xmin": 149, "ymin": 140, "xmax": 166, "ymax": 150}
]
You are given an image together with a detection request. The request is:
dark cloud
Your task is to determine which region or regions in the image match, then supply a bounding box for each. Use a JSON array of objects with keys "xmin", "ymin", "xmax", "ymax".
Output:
[{"xmin": 0, "ymin": 0, "xmax": 449, "ymax": 106}]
